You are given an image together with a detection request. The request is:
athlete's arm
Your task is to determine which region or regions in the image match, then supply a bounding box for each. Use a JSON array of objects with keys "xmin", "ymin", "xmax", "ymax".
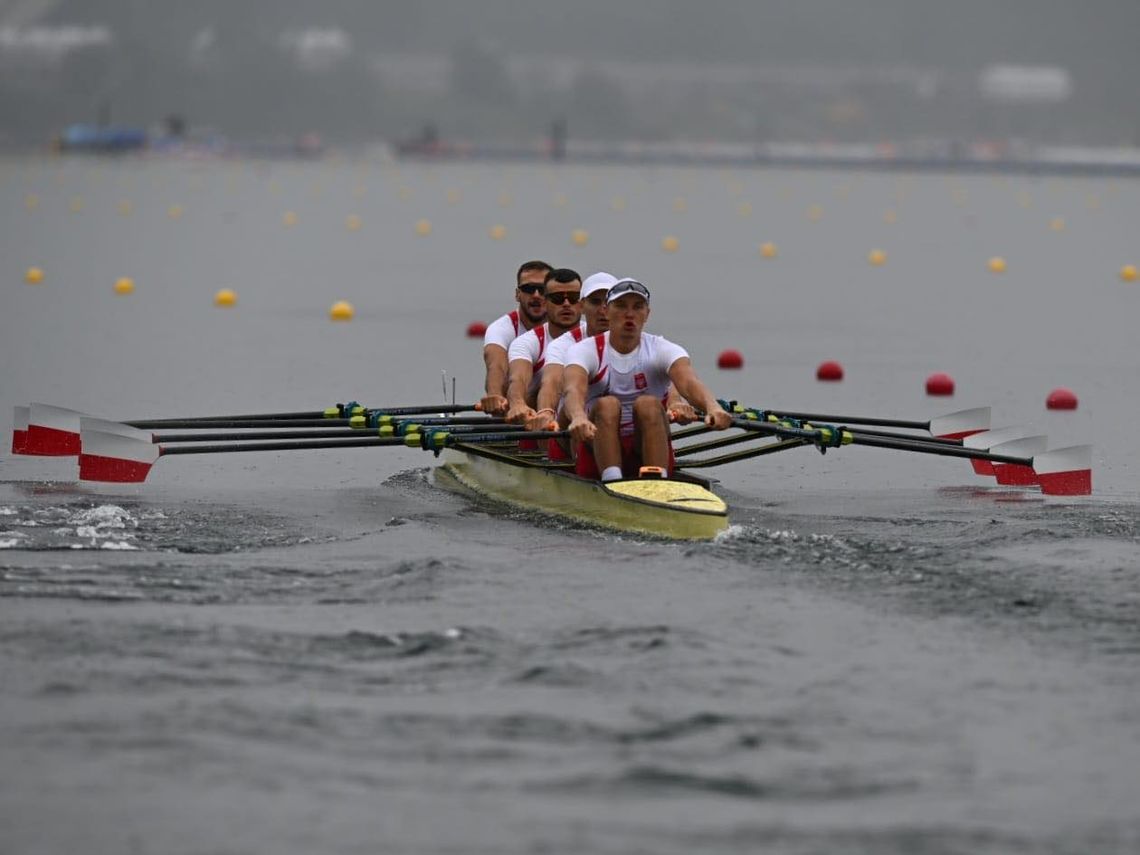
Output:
[
  {"xmin": 481, "ymin": 344, "xmax": 509, "ymax": 415},
  {"xmin": 562, "ymin": 365, "xmax": 595, "ymax": 442},
  {"xmin": 505, "ymin": 358, "xmax": 536, "ymax": 424},
  {"xmin": 668, "ymin": 358, "xmax": 732, "ymax": 429},
  {"xmin": 526, "ymin": 363, "xmax": 563, "ymax": 431}
]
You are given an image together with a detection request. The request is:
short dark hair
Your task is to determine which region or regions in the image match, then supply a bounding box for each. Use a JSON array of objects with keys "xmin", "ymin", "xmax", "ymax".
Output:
[
  {"xmin": 544, "ymin": 267, "xmax": 581, "ymax": 287},
  {"xmin": 516, "ymin": 260, "xmax": 553, "ymax": 284}
]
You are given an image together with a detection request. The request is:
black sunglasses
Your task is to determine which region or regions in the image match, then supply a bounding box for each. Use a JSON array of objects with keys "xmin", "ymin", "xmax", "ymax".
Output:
[
  {"xmin": 606, "ymin": 279, "xmax": 650, "ymax": 303},
  {"xmin": 546, "ymin": 292, "xmax": 580, "ymax": 305},
  {"xmin": 518, "ymin": 283, "xmax": 544, "ymax": 295}
]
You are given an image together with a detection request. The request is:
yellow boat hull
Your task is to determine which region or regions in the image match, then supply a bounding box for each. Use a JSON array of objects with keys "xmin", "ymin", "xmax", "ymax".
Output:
[{"xmin": 435, "ymin": 445, "xmax": 728, "ymax": 540}]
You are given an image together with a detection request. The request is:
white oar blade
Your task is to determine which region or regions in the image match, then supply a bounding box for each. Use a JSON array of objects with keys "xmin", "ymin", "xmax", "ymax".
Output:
[
  {"xmin": 11, "ymin": 405, "xmax": 29, "ymax": 454},
  {"xmin": 79, "ymin": 430, "xmax": 160, "ymax": 483},
  {"xmin": 79, "ymin": 417, "xmax": 153, "ymax": 443},
  {"xmin": 929, "ymin": 407, "xmax": 990, "ymax": 440},
  {"xmin": 990, "ymin": 435, "xmax": 1049, "ymax": 486},
  {"xmin": 1034, "ymin": 445, "xmax": 1092, "ymax": 496},
  {"xmin": 25, "ymin": 403, "xmax": 88, "ymax": 456},
  {"xmin": 963, "ymin": 425, "xmax": 1033, "ymax": 476}
]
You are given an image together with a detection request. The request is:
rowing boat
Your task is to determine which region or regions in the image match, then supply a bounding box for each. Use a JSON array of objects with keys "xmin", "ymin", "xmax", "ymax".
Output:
[{"xmin": 434, "ymin": 441, "xmax": 729, "ymax": 540}]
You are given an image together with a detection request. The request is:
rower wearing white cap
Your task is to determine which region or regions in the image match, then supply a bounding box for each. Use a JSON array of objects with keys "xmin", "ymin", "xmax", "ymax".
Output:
[
  {"xmin": 562, "ymin": 278, "xmax": 732, "ymax": 481},
  {"xmin": 504, "ymin": 268, "xmax": 586, "ymax": 425},
  {"xmin": 481, "ymin": 259, "xmax": 552, "ymax": 415}
]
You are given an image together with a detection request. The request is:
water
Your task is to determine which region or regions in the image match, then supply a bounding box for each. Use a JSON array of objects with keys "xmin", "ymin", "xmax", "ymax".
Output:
[{"xmin": 2, "ymin": 155, "xmax": 1139, "ymax": 854}]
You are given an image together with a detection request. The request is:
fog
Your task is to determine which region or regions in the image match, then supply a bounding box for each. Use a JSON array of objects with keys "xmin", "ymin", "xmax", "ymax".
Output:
[{"xmin": 2, "ymin": 0, "xmax": 1138, "ymax": 146}]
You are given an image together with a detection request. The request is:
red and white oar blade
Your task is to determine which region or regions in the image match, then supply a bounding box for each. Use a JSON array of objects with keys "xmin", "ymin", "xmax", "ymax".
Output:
[
  {"xmin": 963, "ymin": 425, "xmax": 1034, "ymax": 476},
  {"xmin": 990, "ymin": 435, "xmax": 1049, "ymax": 486},
  {"xmin": 1034, "ymin": 445, "xmax": 1092, "ymax": 496},
  {"xmin": 79, "ymin": 429, "xmax": 160, "ymax": 483},
  {"xmin": 25, "ymin": 403, "xmax": 86, "ymax": 456},
  {"xmin": 11, "ymin": 405, "xmax": 29, "ymax": 454},
  {"xmin": 929, "ymin": 407, "xmax": 990, "ymax": 440}
]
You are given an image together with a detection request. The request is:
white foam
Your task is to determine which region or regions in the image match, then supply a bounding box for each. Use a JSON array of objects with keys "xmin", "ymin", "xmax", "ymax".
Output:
[
  {"xmin": 99, "ymin": 541, "xmax": 138, "ymax": 551},
  {"xmin": 0, "ymin": 536, "xmax": 21, "ymax": 548}
]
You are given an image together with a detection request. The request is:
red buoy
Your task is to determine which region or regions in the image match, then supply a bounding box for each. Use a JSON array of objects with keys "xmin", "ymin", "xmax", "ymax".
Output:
[
  {"xmin": 465, "ymin": 321, "xmax": 487, "ymax": 338},
  {"xmin": 816, "ymin": 360, "xmax": 844, "ymax": 381},
  {"xmin": 1046, "ymin": 387, "xmax": 1078, "ymax": 410},
  {"xmin": 717, "ymin": 349, "xmax": 744, "ymax": 369},
  {"xmin": 925, "ymin": 372, "xmax": 955, "ymax": 396}
]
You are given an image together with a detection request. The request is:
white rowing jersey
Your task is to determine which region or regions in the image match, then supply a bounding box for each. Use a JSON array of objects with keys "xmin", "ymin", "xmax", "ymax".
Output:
[
  {"xmin": 566, "ymin": 332, "xmax": 688, "ymax": 435},
  {"xmin": 483, "ymin": 310, "xmax": 528, "ymax": 352},
  {"xmin": 507, "ymin": 321, "xmax": 586, "ymax": 400}
]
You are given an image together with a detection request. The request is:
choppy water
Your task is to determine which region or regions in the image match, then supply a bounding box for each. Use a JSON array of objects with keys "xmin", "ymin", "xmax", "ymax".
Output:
[{"xmin": 2, "ymin": 154, "xmax": 1139, "ymax": 854}]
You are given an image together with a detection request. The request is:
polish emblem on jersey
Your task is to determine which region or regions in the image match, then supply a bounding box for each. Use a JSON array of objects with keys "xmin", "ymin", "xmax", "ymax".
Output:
[{"xmin": 634, "ymin": 372, "xmax": 648, "ymax": 390}]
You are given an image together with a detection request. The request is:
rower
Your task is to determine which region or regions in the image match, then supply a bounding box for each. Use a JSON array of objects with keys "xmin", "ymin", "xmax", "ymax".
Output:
[
  {"xmin": 522, "ymin": 270, "xmax": 613, "ymax": 433},
  {"xmin": 480, "ymin": 259, "xmax": 552, "ymax": 415},
  {"xmin": 562, "ymin": 278, "xmax": 733, "ymax": 481},
  {"xmin": 505, "ymin": 268, "xmax": 586, "ymax": 425}
]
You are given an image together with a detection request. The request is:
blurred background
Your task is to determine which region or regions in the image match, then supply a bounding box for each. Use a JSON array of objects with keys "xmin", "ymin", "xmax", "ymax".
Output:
[{"xmin": 2, "ymin": 0, "xmax": 1138, "ymax": 156}]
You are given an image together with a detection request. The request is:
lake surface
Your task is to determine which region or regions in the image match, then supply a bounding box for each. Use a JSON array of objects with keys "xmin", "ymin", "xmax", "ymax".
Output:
[{"xmin": 2, "ymin": 154, "xmax": 1139, "ymax": 854}]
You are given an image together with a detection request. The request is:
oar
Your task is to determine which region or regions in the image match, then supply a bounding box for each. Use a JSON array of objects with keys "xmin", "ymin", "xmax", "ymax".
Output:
[
  {"xmin": 79, "ymin": 422, "xmax": 567, "ymax": 483},
  {"xmin": 730, "ymin": 417, "xmax": 1090, "ymax": 495},
  {"xmin": 725, "ymin": 401, "xmax": 991, "ymax": 439},
  {"xmin": 126, "ymin": 402, "xmax": 479, "ymax": 426},
  {"xmin": 676, "ymin": 438, "xmax": 809, "ymax": 468},
  {"xmin": 15, "ymin": 402, "xmax": 482, "ymax": 455}
]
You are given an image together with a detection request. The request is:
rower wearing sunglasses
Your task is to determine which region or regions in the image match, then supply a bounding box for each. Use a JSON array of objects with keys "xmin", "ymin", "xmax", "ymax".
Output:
[
  {"xmin": 481, "ymin": 259, "xmax": 552, "ymax": 415},
  {"xmin": 504, "ymin": 268, "xmax": 588, "ymax": 426},
  {"xmin": 562, "ymin": 278, "xmax": 734, "ymax": 481}
]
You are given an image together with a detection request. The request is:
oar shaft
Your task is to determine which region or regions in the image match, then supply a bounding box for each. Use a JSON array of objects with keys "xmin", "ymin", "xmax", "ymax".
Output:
[
  {"xmin": 155, "ymin": 429, "xmax": 368, "ymax": 442},
  {"xmin": 160, "ymin": 436, "xmax": 408, "ymax": 455},
  {"xmin": 767, "ymin": 410, "xmax": 930, "ymax": 430},
  {"xmin": 132, "ymin": 418, "xmax": 352, "ymax": 429},
  {"xmin": 128, "ymin": 403, "xmax": 479, "ymax": 428},
  {"xmin": 848, "ymin": 433, "xmax": 1031, "ymax": 465}
]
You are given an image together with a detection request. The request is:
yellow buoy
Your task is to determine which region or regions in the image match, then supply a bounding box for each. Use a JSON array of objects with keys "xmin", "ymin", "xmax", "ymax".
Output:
[
  {"xmin": 1049, "ymin": 217, "xmax": 1066, "ymax": 232},
  {"xmin": 661, "ymin": 235, "xmax": 680, "ymax": 253},
  {"xmin": 25, "ymin": 266, "xmax": 44, "ymax": 284},
  {"xmin": 167, "ymin": 204, "xmax": 183, "ymax": 219},
  {"xmin": 807, "ymin": 204, "xmax": 823, "ymax": 222},
  {"xmin": 329, "ymin": 300, "xmax": 355, "ymax": 321},
  {"xmin": 759, "ymin": 242, "xmax": 778, "ymax": 259},
  {"xmin": 282, "ymin": 211, "xmax": 298, "ymax": 227},
  {"xmin": 214, "ymin": 288, "xmax": 237, "ymax": 307},
  {"xmin": 1120, "ymin": 264, "xmax": 1138, "ymax": 282},
  {"xmin": 868, "ymin": 249, "xmax": 887, "ymax": 266},
  {"xmin": 415, "ymin": 218, "xmax": 432, "ymax": 236},
  {"xmin": 345, "ymin": 214, "xmax": 362, "ymax": 231},
  {"xmin": 25, "ymin": 194, "xmax": 39, "ymax": 210},
  {"xmin": 114, "ymin": 277, "xmax": 135, "ymax": 295},
  {"xmin": 489, "ymin": 224, "xmax": 507, "ymax": 241},
  {"xmin": 571, "ymin": 228, "xmax": 589, "ymax": 247},
  {"xmin": 988, "ymin": 256, "xmax": 1007, "ymax": 274},
  {"xmin": 737, "ymin": 201, "xmax": 753, "ymax": 217}
]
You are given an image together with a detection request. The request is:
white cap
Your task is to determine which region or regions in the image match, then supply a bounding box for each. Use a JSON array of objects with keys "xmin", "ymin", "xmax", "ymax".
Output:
[{"xmin": 581, "ymin": 272, "xmax": 618, "ymax": 299}]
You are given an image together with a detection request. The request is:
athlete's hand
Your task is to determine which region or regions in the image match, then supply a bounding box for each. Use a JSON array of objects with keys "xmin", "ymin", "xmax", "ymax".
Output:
[
  {"xmin": 505, "ymin": 402, "xmax": 534, "ymax": 425},
  {"xmin": 667, "ymin": 401, "xmax": 697, "ymax": 424},
  {"xmin": 480, "ymin": 394, "xmax": 509, "ymax": 416},
  {"xmin": 568, "ymin": 415, "xmax": 596, "ymax": 443},
  {"xmin": 526, "ymin": 408, "xmax": 557, "ymax": 432},
  {"xmin": 704, "ymin": 405, "xmax": 733, "ymax": 431}
]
